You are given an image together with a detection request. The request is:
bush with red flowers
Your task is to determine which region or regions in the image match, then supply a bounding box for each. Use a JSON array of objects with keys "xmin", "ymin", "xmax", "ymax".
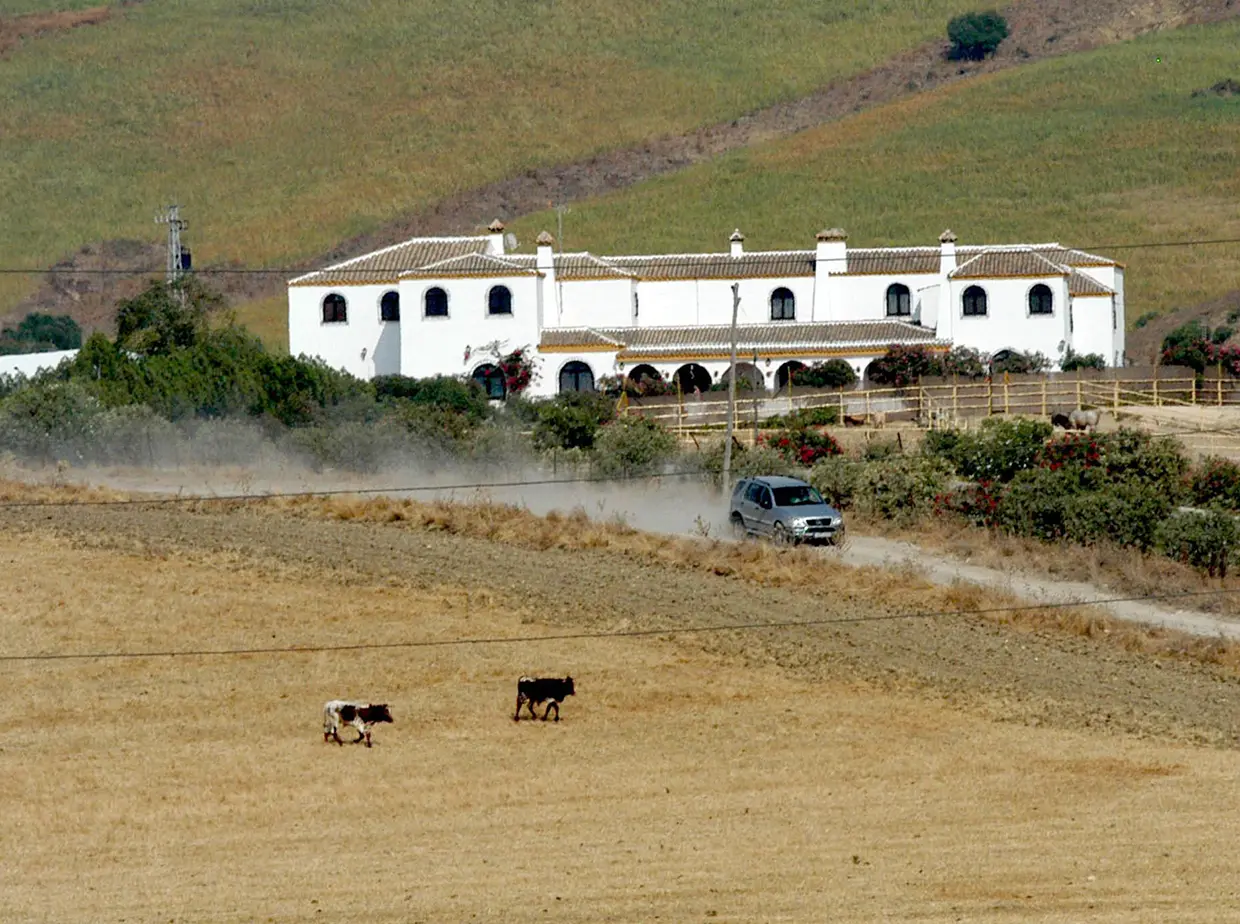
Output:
[{"xmin": 761, "ymin": 425, "xmax": 842, "ymax": 465}]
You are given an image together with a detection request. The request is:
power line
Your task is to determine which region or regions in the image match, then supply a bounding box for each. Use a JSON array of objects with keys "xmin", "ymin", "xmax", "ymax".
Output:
[
  {"xmin": 0, "ymin": 236, "xmax": 1237, "ymax": 277},
  {"xmin": 2, "ymin": 585, "xmax": 1237, "ymax": 665}
]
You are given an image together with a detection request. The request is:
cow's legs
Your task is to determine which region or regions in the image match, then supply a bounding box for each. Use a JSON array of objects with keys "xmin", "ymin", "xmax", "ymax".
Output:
[
  {"xmin": 542, "ymin": 700, "xmax": 559, "ymax": 721},
  {"xmin": 514, "ymin": 693, "xmax": 526, "ymax": 722},
  {"xmin": 351, "ymin": 721, "xmax": 367, "ymax": 744},
  {"xmin": 524, "ymin": 698, "xmax": 540, "ymax": 720}
]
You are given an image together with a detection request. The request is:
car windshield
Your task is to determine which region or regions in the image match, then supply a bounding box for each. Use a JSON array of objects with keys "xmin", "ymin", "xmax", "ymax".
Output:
[{"xmin": 772, "ymin": 485, "xmax": 825, "ymax": 507}]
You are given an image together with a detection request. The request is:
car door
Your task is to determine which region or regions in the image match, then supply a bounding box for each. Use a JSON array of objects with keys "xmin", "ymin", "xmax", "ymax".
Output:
[
  {"xmin": 753, "ymin": 484, "xmax": 775, "ymax": 535},
  {"xmin": 739, "ymin": 481, "xmax": 762, "ymax": 533}
]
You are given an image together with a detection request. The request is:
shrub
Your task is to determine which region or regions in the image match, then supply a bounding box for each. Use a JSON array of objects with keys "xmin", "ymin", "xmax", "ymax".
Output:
[
  {"xmin": 862, "ymin": 437, "xmax": 902, "ymax": 461},
  {"xmin": 0, "ymin": 380, "xmax": 103, "ymax": 463},
  {"xmin": 1133, "ymin": 311, "xmax": 1159, "ymax": 330},
  {"xmin": 1062, "ymin": 484, "xmax": 1170, "ymax": 552},
  {"xmin": 1191, "ymin": 456, "xmax": 1240, "ymax": 510},
  {"xmin": 807, "ymin": 456, "xmax": 858, "ymax": 509},
  {"xmin": 935, "ymin": 479, "xmax": 1002, "ymax": 529},
  {"xmin": 944, "ymin": 417, "xmax": 1053, "ymax": 483},
  {"xmin": 92, "ymin": 404, "xmax": 183, "ymax": 467},
  {"xmin": 947, "ymin": 10, "xmax": 1009, "ymax": 60},
  {"xmin": 497, "ymin": 347, "xmax": 537, "ymax": 395},
  {"xmin": 994, "ymin": 468, "xmax": 1071, "ymax": 541},
  {"xmin": 852, "ymin": 455, "xmax": 951, "ymax": 523},
  {"xmin": 1060, "ymin": 349, "xmax": 1106, "ymax": 372},
  {"xmin": 791, "ymin": 359, "xmax": 856, "ymax": 389},
  {"xmin": 531, "ymin": 391, "xmax": 616, "ymax": 451},
  {"xmin": 373, "ymin": 374, "xmax": 490, "ymax": 424},
  {"xmin": 1160, "ymin": 319, "xmax": 1231, "ymax": 372},
  {"xmin": 593, "ymin": 415, "xmax": 678, "ymax": 477},
  {"xmin": 866, "ymin": 345, "xmax": 940, "ymax": 387},
  {"xmin": 991, "ymin": 350, "xmax": 1049, "ymax": 375},
  {"xmin": 114, "ymin": 276, "xmax": 221, "ymax": 356},
  {"xmin": 0, "ymin": 312, "xmax": 82, "ymax": 354},
  {"xmin": 762, "ymin": 406, "xmax": 840, "ymax": 429},
  {"xmin": 941, "ymin": 346, "xmax": 986, "ymax": 379},
  {"xmin": 761, "ymin": 425, "xmax": 842, "ymax": 466},
  {"xmin": 1157, "ymin": 509, "xmax": 1240, "ymax": 578},
  {"xmin": 599, "ymin": 372, "xmax": 674, "ymax": 398}
]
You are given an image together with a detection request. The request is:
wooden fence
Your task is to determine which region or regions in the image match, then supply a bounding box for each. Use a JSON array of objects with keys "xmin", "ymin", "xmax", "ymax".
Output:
[{"xmin": 623, "ymin": 366, "xmax": 1240, "ymax": 435}]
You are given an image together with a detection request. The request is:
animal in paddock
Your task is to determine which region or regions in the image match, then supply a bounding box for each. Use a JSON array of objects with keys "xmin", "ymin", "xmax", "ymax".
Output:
[
  {"xmin": 1050, "ymin": 412, "xmax": 1073, "ymax": 430},
  {"xmin": 1069, "ymin": 408, "xmax": 1101, "ymax": 432},
  {"xmin": 322, "ymin": 700, "xmax": 393, "ymax": 748},
  {"xmin": 514, "ymin": 675, "xmax": 575, "ymax": 722}
]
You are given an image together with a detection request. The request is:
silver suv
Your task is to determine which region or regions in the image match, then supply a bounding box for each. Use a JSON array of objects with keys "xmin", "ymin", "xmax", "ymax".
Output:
[{"xmin": 729, "ymin": 475, "xmax": 844, "ymax": 545}]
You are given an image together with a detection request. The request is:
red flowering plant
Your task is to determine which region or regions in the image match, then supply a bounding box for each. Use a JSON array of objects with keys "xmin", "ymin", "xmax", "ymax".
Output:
[
  {"xmin": 1190, "ymin": 456, "xmax": 1240, "ymax": 511},
  {"xmin": 933, "ymin": 479, "xmax": 1002, "ymax": 529},
  {"xmin": 759, "ymin": 426, "xmax": 843, "ymax": 466},
  {"xmin": 497, "ymin": 346, "xmax": 537, "ymax": 395}
]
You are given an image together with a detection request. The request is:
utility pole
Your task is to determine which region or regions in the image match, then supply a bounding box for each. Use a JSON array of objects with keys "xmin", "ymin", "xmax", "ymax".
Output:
[
  {"xmin": 155, "ymin": 203, "xmax": 188, "ymax": 284},
  {"xmin": 555, "ymin": 203, "xmax": 568, "ymax": 254},
  {"xmin": 721, "ymin": 283, "xmax": 741, "ymax": 491}
]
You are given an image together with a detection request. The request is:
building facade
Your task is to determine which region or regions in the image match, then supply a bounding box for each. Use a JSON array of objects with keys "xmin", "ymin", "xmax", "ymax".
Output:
[{"xmin": 287, "ymin": 223, "xmax": 1125, "ymax": 398}]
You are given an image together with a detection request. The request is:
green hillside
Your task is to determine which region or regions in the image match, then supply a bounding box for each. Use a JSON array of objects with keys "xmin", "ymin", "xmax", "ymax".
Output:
[
  {"xmin": 508, "ymin": 20, "xmax": 1240, "ymax": 324},
  {"xmin": 0, "ymin": 0, "xmax": 992, "ymax": 311}
]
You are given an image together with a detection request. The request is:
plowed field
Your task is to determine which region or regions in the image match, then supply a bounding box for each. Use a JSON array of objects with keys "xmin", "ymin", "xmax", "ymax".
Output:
[{"xmin": 3, "ymin": 501, "xmax": 1240, "ymax": 922}]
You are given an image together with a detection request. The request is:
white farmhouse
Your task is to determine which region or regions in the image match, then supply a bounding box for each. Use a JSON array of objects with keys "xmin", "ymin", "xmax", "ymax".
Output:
[{"xmin": 287, "ymin": 222, "xmax": 1124, "ymax": 398}]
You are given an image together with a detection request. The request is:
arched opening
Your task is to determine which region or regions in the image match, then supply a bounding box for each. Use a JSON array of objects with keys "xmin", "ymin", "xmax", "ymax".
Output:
[
  {"xmin": 472, "ymin": 363, "xmax": 506, "ymax": 399},
  {"xmin": 558, "ymin": 361, "xmax": 595, "ymax": 393},
  {"xmin": 885, "ymin": 283, "xmax": 911, "ymax": 317},
  {"xmin": 380, "ymin": 290, "xmax": 400, "ymax": 322},
  {"xmin": 322, "ymin": 293, "xmax": 347, "ymax": 324},
  {"xmin": 488, "ymin": 285, "xmax": 513, "ymax": 315},
  {"xmin": 1028, "ymin": 283, "xmax": 1053, "ymax": 315},
  {"xmin": 962, "ymin": 285, "xmax": 988, "ymax": 317},
  {"xmin": 424, "ymin": 287, "xmax": 448, "ymax": 318},
  {"xmin": 627, "ymin": 363, "xmax": 661, "ymax": 385},
  {"xmin": 775, "ymin": 360, "xmax": 807, "ymax": 390},
  {"xmin": 718, "ymin": 361, "xmax": 764, "ymax": 393},
  {"xmin": 673, "ymin": 363, "xmax": 712, "ymax": 394},
  {"xmin": 863, "ymin": 359, "xmax": 883, "ymax": 387},
  {"xmin": 770, "ymin": 287, "xmax": 796, "ymax": 321}
]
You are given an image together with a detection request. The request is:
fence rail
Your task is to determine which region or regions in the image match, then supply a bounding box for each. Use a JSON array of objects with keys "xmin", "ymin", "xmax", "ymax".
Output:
[{"xmin": 625, "ymin": 372, "xmax": 1240, "ymax": 435}]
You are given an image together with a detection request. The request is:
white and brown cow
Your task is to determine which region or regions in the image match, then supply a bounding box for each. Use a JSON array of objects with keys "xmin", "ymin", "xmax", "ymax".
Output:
[
  {"xmin": 322, "ymin": 700, "xmax": 393, "ymax": 748},
  {"xmin": 513, "ymin": 676, "xmax": 575, "ymax": 722}
]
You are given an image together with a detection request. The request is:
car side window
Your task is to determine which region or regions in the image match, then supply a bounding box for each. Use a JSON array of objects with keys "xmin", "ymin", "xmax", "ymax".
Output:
[
  {"xmin": 745, "ymin": 483, "xmax": 763, "ymax": 504},
  {"xmin": 759, "ymin": 488, "xmax": 773, "ymax": 510}
]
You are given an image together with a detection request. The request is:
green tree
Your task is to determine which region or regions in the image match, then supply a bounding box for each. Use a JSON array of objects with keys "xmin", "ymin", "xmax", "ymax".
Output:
[
  {"xmin": 947, "ymin": 11, "xmax": 1009, "ymax": 60},
  {"xmin": 791, "ymin": 359, "xmax": 857, "ymax": 389},
  {"xmin": 115, "ymin": 276, "xmax": 224, "ymax": 356},
  {"xmin": 0, "ymin": 312, "xmax": 83, "ymax": 353},
  {"xmin": 532, "ymin": 391, "xmax": 616, "ymax": 451},
  {"xmin": 1060, "ymin": 349, "xmax": 1106, "ymax": 372}
]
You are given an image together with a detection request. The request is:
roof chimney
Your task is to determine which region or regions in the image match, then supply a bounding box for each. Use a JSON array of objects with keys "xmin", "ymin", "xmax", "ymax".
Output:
[
  {"xmin": 729, "ymin": 229, "xmax": 745, "ymax": 258},
  {"xmin": 536, "ymin": 230, "xmax": 555, "ymax": 272},
  {"xmin": 815, "ymin": 227, "xmax": 847, "ymax": 275},
  {"xmin": 487, "ymin": 219, "xmax": 506, "ymax": 255},
  {"xmin": 939, "ymin": 228, "xmax": 957, "ymax": 275}
]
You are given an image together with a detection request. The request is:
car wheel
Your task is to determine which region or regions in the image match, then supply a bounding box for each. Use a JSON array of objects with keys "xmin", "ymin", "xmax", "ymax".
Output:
[
  {"xmin": 772, "ymin": 522, "xmax": 791, "ymax": 546},
  {"xmin": 730, "ymin": 514, "xmax": 747, "ymax": 540}
]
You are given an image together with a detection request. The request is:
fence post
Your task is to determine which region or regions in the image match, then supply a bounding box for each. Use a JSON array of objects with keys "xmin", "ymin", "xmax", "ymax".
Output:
[
  {"xmin": 866, "ymin": 389, "xmax": 871, "ymax": 420},
  {"xmin": 838, "ymin": 388, "xmax": 845, "ymax": 422},
  {"xmin": 987, "ymin": 378, "xmax": 993, "ymax": 416},
  {"xmin": 1041, "ymin": 379, "xmax": 1047, "ymax": 417},
  {"xmin": 1075, "ymin": 378, "xmax": 1082, "ymax": 408},
  {"xmin": 1153, "ymin": 376, "xmax": 1161, "ymax": 407},
  {"xmin": 952, "ymin": 382, "xmax": 959, "ymax": 421},
  {"xmin": 1113, "ymin": 378, "xmax": 1119, "ymax": 410},
  {"xmin": 1191, "ymin": 374, "xmax": 1197, "ymax": 406},
  {"xmin": 1003, "ymin": 380, "xmax": 1010, "ymax": 414},
  {"xmin": 1218, "ymin": 364, "xmax": 1224, "ymax": 407}
]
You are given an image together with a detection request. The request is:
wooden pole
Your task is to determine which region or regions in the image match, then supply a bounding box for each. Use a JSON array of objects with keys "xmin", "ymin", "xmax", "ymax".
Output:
[{"xmin": 721, "ymin": 283, "xmax": 741, "ymax": 490}]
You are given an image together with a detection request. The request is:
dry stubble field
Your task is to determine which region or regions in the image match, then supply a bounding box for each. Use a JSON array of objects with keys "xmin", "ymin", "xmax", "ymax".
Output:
[{"xmin": 4, "ymin": 498, "xmax": 1240, "ymax": 923}]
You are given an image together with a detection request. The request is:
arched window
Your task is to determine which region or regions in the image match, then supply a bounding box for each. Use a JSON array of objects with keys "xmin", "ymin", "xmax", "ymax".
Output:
[
  {"xmin": 424, "ymin": 287, "xmax": 448, "ymax": 318},
  {"xmin": 770, "ymin": 287, "xmax": 795, "ymax": 321},
  {"xmin": 488, "ymin": 285, "xmax": 513, "ymax": 315},
  {"xmin": 472, "ymin": 363, "xmax": 506, "ymax": 399},
  {"xmin": 558, "ymin": 361, "xmax": 595, "ymax": 393},
  {"xmin": 962, "ymin": 285, "xmax": 988, "ymax": 317},
  {"xmin": 322, "ymin": 293, "xmax": 347, "ymax": 324},
  {"xmin": 380, "ymin": 290, "xmax": 400, "ymax": 322},
  {"xmin": 1028, "ymin": 284, "xmax": 1053, "ymax": 315},
  {"xmin": 885, "ymin": 283, "xmax": 911, "ymax": 317}
]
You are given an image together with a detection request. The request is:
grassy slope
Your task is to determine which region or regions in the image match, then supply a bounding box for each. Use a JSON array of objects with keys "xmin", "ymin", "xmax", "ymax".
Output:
[
  {"xmin": 508, "ymin": 21, "xmax": 1240, "ymax": 324},
  {"xmin": 0, "ymin": 0, "xmax": 993, "ymax": 312}
]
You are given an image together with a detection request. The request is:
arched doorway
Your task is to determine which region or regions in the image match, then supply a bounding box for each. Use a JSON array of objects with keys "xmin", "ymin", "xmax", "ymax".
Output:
[
  {"xmin": 472, "ymin": 363, "xmax": 506, "ymax": 399},
  {"xmin": 673, "ymin": 363, "xmax": 712, "ymax": 394},
  {"xmin": 775, "ymin": 360, "xmax": 807, "ymax": 390},
  {"xmin": 718, "ymin": 361, "xmax": 764, "ymax": 392},
  {"xmin": 558, "ymin": 361, "xmax": 595, "ymax": 393}
]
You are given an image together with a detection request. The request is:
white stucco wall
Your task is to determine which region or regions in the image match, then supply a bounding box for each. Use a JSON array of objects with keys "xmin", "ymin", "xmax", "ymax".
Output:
[
  {"xmin": 0, "ymin": 348, "xmax": 78, "ymax": 379},
  {"xmin": 287, "ymin": 283, "xmax": 403, "ymax": 379},
  {"xmin": 627, "ymin": 277, "xmax": 814, "ymax": 328},
  {"xmin": 536, "ymin": 351, "xmax": 619, "ymax": 397},
  {"xmin": 1069, "ymin": 295, "xmax": 1118, "ymax": 365},
  {"xmin": 827, "ymin": 273, "xmax": 939, "ymax": 323},
  {"xmin": 398, "ymin": 274, "xmax": 543, "ymax": 382},
  {"xmin": 947, "ymin": 275, "xmax": 1071, "ymax": 363},
  {"xmin": 556, "ymin": 279, "xmax": 634, "ymax": 328}
]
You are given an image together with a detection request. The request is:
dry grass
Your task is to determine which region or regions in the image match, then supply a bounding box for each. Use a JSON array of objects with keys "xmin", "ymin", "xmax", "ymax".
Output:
[{"xmin": 4, "ymin": 511, "xmax": 1240, "ymax": 921}]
